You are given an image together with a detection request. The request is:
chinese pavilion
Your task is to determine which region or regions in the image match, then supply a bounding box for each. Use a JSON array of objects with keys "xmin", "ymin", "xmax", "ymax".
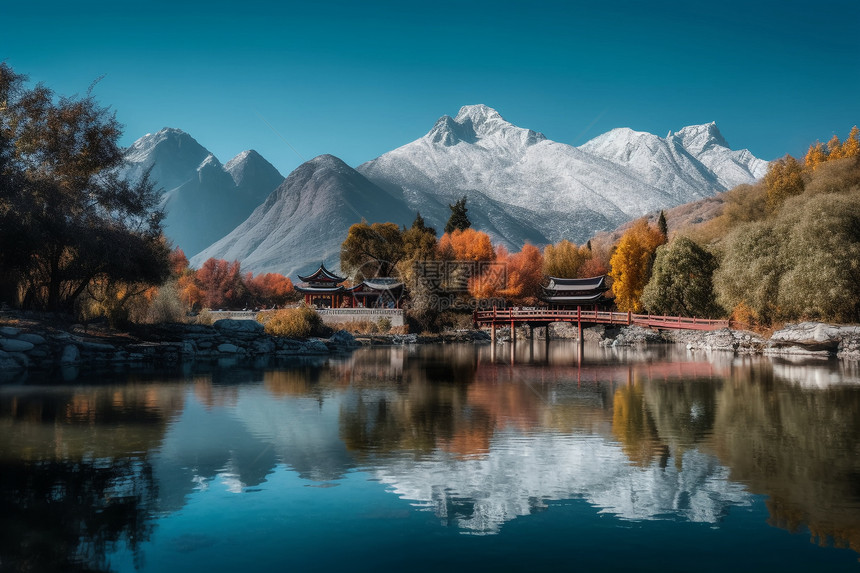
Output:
[
  {"xmin": 295, "ymin": 263, "xmax": 405, "ymax": 309},
  {"xmin": 295, "ymin": 263, "xmax": 348, "ymax": 308},
  {"xmin": 347, "ymin": 278, "xmax": 404, "ymax": 309},
  {"xmin": 540, "ymin": 275, "xmax": 610, "ymax": 308}
]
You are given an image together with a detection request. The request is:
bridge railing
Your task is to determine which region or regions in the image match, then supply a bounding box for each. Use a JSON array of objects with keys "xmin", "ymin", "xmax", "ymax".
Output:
[{"xmin": 474, "ymin": 307, "xmax": 729, "ymax": 331}]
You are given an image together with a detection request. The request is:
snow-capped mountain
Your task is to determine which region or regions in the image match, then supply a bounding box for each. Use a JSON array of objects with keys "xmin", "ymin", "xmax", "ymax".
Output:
[
  {"xmin": 357, "ymin": 104, "xmax": 767, "ymax": 249},
  {"xmin": 137, "ymin": 106, "xmax": 767, "ymax": 277},
  {"xmin": 121, "ymin": 128, "xmax": 283, "ymax": 257},
  {"xmin": 189, "ymin": 155, "xmax": 415, "ymax": 278}
]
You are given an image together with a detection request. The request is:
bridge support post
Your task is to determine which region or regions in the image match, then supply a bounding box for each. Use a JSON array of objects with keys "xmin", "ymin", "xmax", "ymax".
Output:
[
  {"xmin": 511, "ymin": 319, "xmax": 516, "ymax": 343},
  {"xmin": 544, "ymin": 324, "xmax": 551, "ymax": 360},
  {"xmin": 490, "ymin": 321, "xmax": 496, "ymax": 344}
]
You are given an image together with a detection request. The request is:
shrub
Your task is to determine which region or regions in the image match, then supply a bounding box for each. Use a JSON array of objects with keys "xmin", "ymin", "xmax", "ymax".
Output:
[
  {"xmin": 377, "ymin": 317, "xmax": 392, "ymax": 333},
  {"xmin": 141, "ymin": 282, "xmax": 186, "ymax": 324},
  {"xmin": 715, "ymin": 190, "xmax": 860, "ymax": 324},
  {"xmin": 263, "ymin": 307, "xmax": 323, "ymax": 338},
  {"xmin": 641, "ymin": 237, "xmax": 724, "ymax": 318},
  {"xmin": 195, "ymin": 309, "xmax": 215, "ymax": 326}
]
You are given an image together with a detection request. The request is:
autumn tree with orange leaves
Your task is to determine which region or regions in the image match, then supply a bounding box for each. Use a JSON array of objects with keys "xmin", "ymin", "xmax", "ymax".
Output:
[
  {"xmin": 470, "ymin": 244, "xmax": 543, "ymax": 303},
  {"xmin": 245, "ymin": 272, "xmax": 295, "ymax": 308},
  {"xmin": 609, "ymin": 219, "xmax": 666, "ymax": 312},
  {"xmin": 177, "ymin": 257, "xmax": 296, "ymax": 310},
  {"xmin": 437, "ymin": 228, "xmax": 495, "ymax": 262}
]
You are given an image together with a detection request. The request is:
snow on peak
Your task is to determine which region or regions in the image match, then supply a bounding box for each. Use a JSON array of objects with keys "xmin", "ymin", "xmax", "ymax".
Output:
[
  {"xmin": 224, "ymin": 149, "xmax": 261, "ymax": 172},
  {"xmin": 427, "ymin": 115, "xmax": 477, "ymax": 146},
  {"xmin": 423, "ymin": 104, "xmax": 545, "ymax": 148},
  {"xmin": 308, "ymin": 153, "xmax": 350, "ymax": 170},
  {"xmin": 128, "ymin": 127, "xmax": 190, "ymax": 149},
  {"xmin": 124, "ymin": 127, "xmax": 207, "ymax": 165},
  {"xmin": 198, "ymin": 153, "xmax": 222, "ymax": 171},
  {"xmin": 671, "ymin": 122, "xmax": 729, "ymax": 153},
  {"xmin": 226, "ymin": 149, "xmax": 254, "ymax": 164},
  {"xmin": 225, "ymin": 150, "xmax": 283, "ymax": 188},
  {"xmin": 455, "ymin": 104, "xmax": 505, "ymax": 126},
  {"xmin": 578, "ymin": 127, "xmax": 665, "ymax": 161}
]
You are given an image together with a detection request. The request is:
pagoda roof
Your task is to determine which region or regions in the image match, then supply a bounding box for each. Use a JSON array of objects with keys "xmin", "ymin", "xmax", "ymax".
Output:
[
  {"xmin": 540, "ymin": 292, "xmax": 607, "ymax": 305},
  {"xmin": 294, "ymin": 285, "xmax": 346, "ymax": 294},
  {"xmin": 545, "ymin": 275, "xmax": 607, "ymax": 291},
  {"xmin": 297, "ymin": 262, "xmax": 345, "ymax": 284},
  {"xmin": 347, "ymin": 278, "xmax": 404, "ymax": 293}
]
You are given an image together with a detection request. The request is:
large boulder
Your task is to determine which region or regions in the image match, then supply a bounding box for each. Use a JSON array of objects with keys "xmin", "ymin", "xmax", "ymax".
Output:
[
  {"xmin": 770, "ymin": 322, "xmax": 860, "ymax": 351},
  {"xmin": 0, "ymin": 338, "xmax": 34, "ymax": 352},
  {"xmin": 327, "ymin": 329, "xmax": 359, "ymax": 349},
  {"xmin": 17, "ymin": 333, "xmax": 46, "ymax": 345}
]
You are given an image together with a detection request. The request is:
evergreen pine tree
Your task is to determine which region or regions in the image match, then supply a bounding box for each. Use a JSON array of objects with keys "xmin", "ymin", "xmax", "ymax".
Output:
[
  {"xmin": 657, "ymin": 210, "xmax": 668, "ymax": 237},
  {"xmin": 412, "ymin": 211, "xmax": 435, "ymax": 235},
  {"xmin": 444, "ymin": 196, "xmax": 471, "ymax": 234}
]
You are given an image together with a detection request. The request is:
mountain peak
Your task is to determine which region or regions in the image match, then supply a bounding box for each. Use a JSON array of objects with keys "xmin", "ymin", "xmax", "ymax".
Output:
[
  {"xmin": 198, "ymin": 153, "xmax": 222, "ymax": 171},
  {"xmin": 421, "ymin": 104, "xmax": 545, "ymax": 148},
  {"xmin": 125, "ymin": 127, "xmax": 207, "ymax": 162},
  {"xmin": 671, "ymin": 122, "xmax": 730, "ymax": 152},
  {"xmin": 309, "ymin": 154, "xmax": 349, "ymax": 169},
  {"xmin": 455, "ymin": 104, "xmax": 505, "ymax": 126},
  {"xmin": 224, "ymin": 149, "xmax": 283, "ymax": 188},
  {"xmin": 427, "ymin": 115, "xmax": 477, "ymax": 146},
  {"xmin": 225, "ymin": 149, "xmax": 258, "ymax": 165}
]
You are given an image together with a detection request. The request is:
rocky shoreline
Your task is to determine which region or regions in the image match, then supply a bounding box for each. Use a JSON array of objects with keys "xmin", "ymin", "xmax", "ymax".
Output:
[
  {"xmin": 495, "ymin": 321, "xmax": 860, "ymax": 360},
  {"xmin": 596, "ymin": 321, "xmax": 860, "ymax": 360},
  {"xmin": 3, "ymin": 313, "xmax": 858, "ymax": 382},
  {"xmin": 0, "ymin": 316, "xmax": 363, "ymax": 381}
]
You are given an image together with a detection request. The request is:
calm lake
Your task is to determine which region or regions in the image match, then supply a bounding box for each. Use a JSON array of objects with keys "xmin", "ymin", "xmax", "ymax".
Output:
[{"xmin": 1, "ymin": 342, "xmax": 859, "ymax": 572}]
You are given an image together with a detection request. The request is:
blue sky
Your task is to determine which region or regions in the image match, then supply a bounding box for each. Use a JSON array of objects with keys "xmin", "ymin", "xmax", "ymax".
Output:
[{"xmin": 3, "ymin": 0, "xmax": 858, "ymax": 176}]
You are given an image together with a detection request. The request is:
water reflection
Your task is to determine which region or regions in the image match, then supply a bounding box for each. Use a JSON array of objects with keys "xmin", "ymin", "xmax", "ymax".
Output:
[
  {"xmin": 1, "ymin": 343, "xmax": 859, "ymax": 570},
  {"xmin": 0, "ymin": 381, "xmax": 180, "ymax": 571}
]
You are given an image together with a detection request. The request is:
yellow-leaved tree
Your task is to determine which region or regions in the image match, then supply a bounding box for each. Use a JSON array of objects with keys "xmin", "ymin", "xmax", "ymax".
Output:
[
  {"xmin": 842, "ymin": 126, "xmax": 859, "ymax": 158},
  {"xmin": 608, "ymin": 218, "xmax": 665, "ymax": 312},
  {"xmin": 827, "ymin": 134, "xmax": 844, "ymax": 160},
  {"xmin": 804, "ymin": 142, "xmax": 827, "ymax": 170},
  {"xmin": 764, "ymin": 155, "xmax": 805, "ymax": 211},
  {"xmin": 543, "ymin": 240, "xmax": 589, "ymax": 278}
]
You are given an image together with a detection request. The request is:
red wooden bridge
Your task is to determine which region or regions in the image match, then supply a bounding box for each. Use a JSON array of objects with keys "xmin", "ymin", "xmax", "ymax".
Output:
[{"xmin": 474, "ymin": 307, "xmax": 729, "ymax": 341}]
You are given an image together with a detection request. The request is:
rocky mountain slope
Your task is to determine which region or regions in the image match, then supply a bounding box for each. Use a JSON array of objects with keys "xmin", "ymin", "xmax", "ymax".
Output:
[
  {"xmin": 358, "ymin": 105, "xmax": 767, "ymax": 249},
  {"xmin": 189, "ymin": 155, "xmax": 415, "ymax": 278},
  {"xmin": 121, "ymin": 128, "xmax": 284, "ymax": 256}
]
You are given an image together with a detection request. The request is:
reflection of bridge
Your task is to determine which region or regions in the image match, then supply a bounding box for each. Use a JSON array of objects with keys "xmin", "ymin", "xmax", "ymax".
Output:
[{"xmin": 474, "ymin": 308, "xmax": 729, "ymax": 342}]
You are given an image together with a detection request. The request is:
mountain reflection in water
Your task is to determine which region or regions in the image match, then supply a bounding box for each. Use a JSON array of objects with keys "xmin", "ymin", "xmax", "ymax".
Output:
[{"xmin": 1, "ymin": 342, "xmax": 859, "ymax": 571}]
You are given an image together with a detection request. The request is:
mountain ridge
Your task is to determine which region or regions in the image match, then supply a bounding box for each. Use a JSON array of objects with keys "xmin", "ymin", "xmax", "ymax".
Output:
[
  {"xmin": 126, "ymin": 106, "xmax": 768, "ymax": 278},
  {"xmin": 120, "ymin": 128, "xmax": 284, "ymax": 257}
]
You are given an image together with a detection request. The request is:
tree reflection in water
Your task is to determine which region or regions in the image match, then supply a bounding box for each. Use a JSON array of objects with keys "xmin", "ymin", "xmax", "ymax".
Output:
[
  {"xmin": 334, "ymin": 345, "xmax": 860, "ymax": 546},
  {"xmin": 0, "ymin": 457, "xmax": 156, "ymax": 572},
  {"xmin": 0, "ymin": 383, "xmax": 181, "ymax": 571}
]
